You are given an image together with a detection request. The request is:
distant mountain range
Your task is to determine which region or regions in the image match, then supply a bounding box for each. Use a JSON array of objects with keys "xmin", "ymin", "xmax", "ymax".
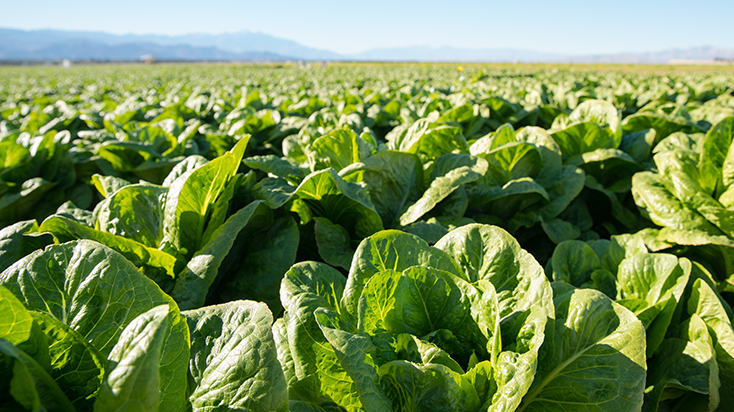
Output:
[{"xmin": 1, "ymin": 27, "xmax": 733, "ymax": 64}]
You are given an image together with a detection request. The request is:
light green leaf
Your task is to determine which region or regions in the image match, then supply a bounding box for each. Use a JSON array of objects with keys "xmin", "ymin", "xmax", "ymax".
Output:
[
  {"xmin": 96, "ymin": 183, "xmax": 167, "ymax": 248},
  {"xmin": 91, "ymin": 174, "xmax": 132, "ymax": 198},
  {"xmin": 161, "ymin": 155, "xmax": 208, "ymax": 188},
  {"xmin": 344, "ymin": 230, "xmax": 461, "ymax": 317},
  {"xmin": 616, "ymin": 254, "xmax": 690, "ymax": 356},
  {"xmin": 160, "ymin": 137, "xmax": 248, "ymax": 259},
  {"xmin": 377, "ymin": 360, "xmax": 481, "ymax": 412},
  {"xmin": 0, "ymin": 285, "xmax": 34, "ymax": 346},
  {"xmin": 434, "ymin": 224, "xmax": 553, "ymax": 318},
  {"xmin": 551, "ymin": 122, "xmax": 616, "ymax": 161},
  {"xmin": 358, "ymin": 267, "xmax": 480, "ymax": 351},
  {"xmin": 687, "ymin": 278, "xmax": 734, "ymax": 409},
  {"xmin": 699, "ymin": 117, "xmax": 734, "ymax": 196},
  {"xmin": 315, "ymin": 308, "xmax": 394, "ymax": 412},
  {"xmin": 632, "ymin": 172, "xmax": 721, "ymax": 234},
  {"xmin": 309, "ymin": 128, "xmax": 371, "ymax": 172},
  {"xmin": 279, "ymin": 262, "xmax": 359, "ymax": 409},
  {"xmin": 568, "ymin": 99, "xmax": 621, "ymax": 134},
  {"xmin": 395, "ymin": 124, "xmax": 469, "ymax": 162}
]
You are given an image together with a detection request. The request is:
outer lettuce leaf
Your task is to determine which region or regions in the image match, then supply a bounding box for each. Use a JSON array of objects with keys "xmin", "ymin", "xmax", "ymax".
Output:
[
  {"xmin": 515, "ymin": 127, "xmax": 563, "ymax": 187},
  {"xmin": 622, "ymin": 112, "xmax": 703, "ymax": 141},
  {"xmin": 0, "ymin": 338, "xmax": 76, "ymax": 412},
  {"xmin": 567, "ymin": 99, "xmax": 621, "ymax": 133},
  {"xmin": 632, "ymin": 172, "xmax": 721, "ymax": 234},
  {"xmin": 643, "ymin": 314, "xmax": 720, "ymax": 412},
  {"xmin": 390, "ymin": 124, "xmax": 469, "ymax": 163},
  {"xmin": 485, "ymin": 305, "xmax": 547, "ymax": 412},
  {"xmin": 519, "ymin": 288, "xmax": 646, "ymax": 412},
  {"xmin": 570, "ymin": 148, "xmax": 641, "ymax": 187},
  {"xmin": 277, "ymin": 261, "xmax": 359, "ymax": 408},
  {"xmin": 0, "ymin": 285, "xmax": 34, "ymax": 346},
  {"xmin": 686, "ymin": 278, "xmax": 734, "ymax": 409},
  {"xmin": 0, "ymin": 219, "xmax": 53, "ymax": 274},
  {"xmin": 253, "ymin": 176, "xmax": 297, "ymax": 209},
  {"xmin": 32, "ymin": 312, "xmax": 106, "ymax": 410},
  {"xmin": 183, "ymin": 301, "xmax": 288, "ymax": 412},
  {"xmin": 551, "ymin": 122, "xmax": 616, "ymax": 161},
  {"xmin": 93, "ymin": 305, "xmax": 170, "ymax": 412},
  {"xmin": 243, "ymin": 154, "xmax": 305, "ymax": 184},
  {"xmin": 616, "ymin": 254, "xmax": 690, "ymax": 356},
  {"xmin": 699, "ymin": 117, "xmax": 734, "ymax": 198},
  {"xmin": 549, "ymin": 240, "xmax": 598, "ymax": 278},
  {"xmin": 0, "ymin": 240, "xmax": 190, "ymax": 412},
  {"xmin": 468, "ymin": 178, "xmax": 549, "ymax": 220},
  {"xmin": 95, "ymin": 183, "xmax": 167, "ymax": 248},
  {"xmin": 161, "ymin": 155, "xmax": 208, "ymax": 188},
  {"xmin": 40, "ymin": 215, "xmax": 179, "ymax": 279},
  {"xmin": 308, "ymin": 128, "xmax": 373, "ymax": 172},
  {"xmin": 655, "ymin": 149, "xmax": 734, "ymax": 238},
  {"xmin": 377, "ymin": 360, "xmax": 481, "ymax": 412}
]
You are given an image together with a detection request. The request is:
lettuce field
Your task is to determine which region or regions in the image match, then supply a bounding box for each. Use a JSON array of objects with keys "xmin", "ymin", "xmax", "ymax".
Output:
[{"xmin": 1, "ymin": 63, "xmax": 734, "ymax": 411}]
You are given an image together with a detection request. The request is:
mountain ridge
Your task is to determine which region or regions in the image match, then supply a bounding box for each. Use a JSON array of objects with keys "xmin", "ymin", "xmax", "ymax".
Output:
[{"xmin": 1, "ymin": 27, "xmax": 732, "ymax": 63}]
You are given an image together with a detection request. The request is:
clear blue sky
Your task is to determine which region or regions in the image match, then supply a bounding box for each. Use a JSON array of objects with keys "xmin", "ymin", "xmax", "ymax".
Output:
[{"xmin": 2, "ymin": 0, "xmax": 732, "ymax": 55}]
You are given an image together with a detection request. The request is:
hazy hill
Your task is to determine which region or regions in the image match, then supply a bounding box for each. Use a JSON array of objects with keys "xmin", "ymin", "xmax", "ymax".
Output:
[{"xmin": 1, "ymin": 27, "xmax": 732, "ymax": 63}]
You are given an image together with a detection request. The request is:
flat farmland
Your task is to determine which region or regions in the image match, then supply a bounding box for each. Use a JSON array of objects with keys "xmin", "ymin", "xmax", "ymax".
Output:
[{"xmin": 1, "ymin": 62, "xmax": 733, "ymax": 412}]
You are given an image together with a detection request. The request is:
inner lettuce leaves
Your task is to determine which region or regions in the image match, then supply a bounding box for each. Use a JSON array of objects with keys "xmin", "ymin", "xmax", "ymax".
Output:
[{"xmin": 276, "ymin": 225, "xmax": 556, "ymax": 412}]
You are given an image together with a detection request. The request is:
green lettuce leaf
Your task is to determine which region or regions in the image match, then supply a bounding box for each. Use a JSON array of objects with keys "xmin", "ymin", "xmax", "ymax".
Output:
[
  {"xmin": 519, "ymin": 288, "xmax": 646, "ymax": 412},
  {"xmin": 0, "ymin": 240, "xmax": 190, "ymax": 412},
  {"xmin": 183, "ymin": 301, "xmax": 288, "ymax": 412},
  {"xmin": 93, "ymin": 305, "xmax": 171, "ymax": 412}
]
